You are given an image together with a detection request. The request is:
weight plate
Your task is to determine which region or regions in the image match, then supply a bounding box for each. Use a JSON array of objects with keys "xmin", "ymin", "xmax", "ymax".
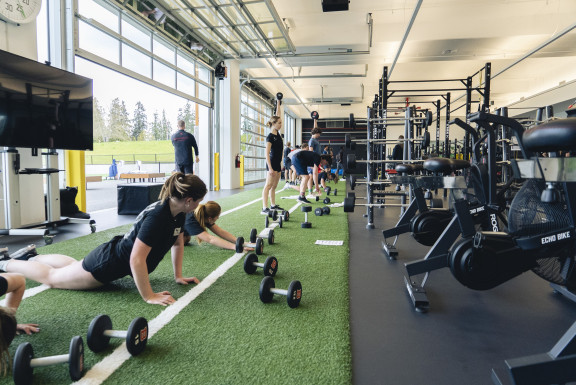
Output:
[
  {"xmin": 13, "ymin": 342, "xmax": 34, "ymax": 385},
  {"xmin": 315, "ymin": 208, "xmax": 323, "ymax": 216},
  {"xmin": 255, "ymin": 238, "xmax": 264, "ymax": 255},
  {"xmin": 263, "ymin": 256, "xmax": 278, "ymax": 277},
  {"xmin": 69, "ymin": 336, "xmax": 84, "ymax": 381},
  {"xmin": 283, "ymin": 210, "xmax": 290, "ymax": 221},
  {"xmin": 268, "ymin": 229, "xmax": 275, "ymax": 245},
  {"xmin": 334, "ymin": 189, "xmax": 338, "ymax": 196},
  {"xmin": 259, "ymin": 276, "xmax": 275, "ymax": 303},
  {"xmin": 87, "ymin": 314, "xmax": 113, "ymax": 353},
  {"xmin": 243, "ymin": 253, "xmax": 258, "ymax": 274},
  {"xmin": 265, "ymin": 216, "xmax": 269, "ymax": 228},
  {"xmin": 343, "ymin": 197, "xmax": 355, "ymax": 212},
  {"xmin": 286, "ymin": 280, "xmax": 302, "ymax": 308},
  {"xmin": 323, "ymin": 197, "xmax": 331, "ymax": 204},
  {"xmin": 323, "ymin": 207, "xmax": 331, "ymax": 215},
  {"xmin": 126, "ymin": 317, "xmax": 148, "ymax": 356},
  {"xmin": 235, "ymin": 237, "xmax": 244, "ymax": 253},
  {"xmin": 301, "ymin": 222, "xmax": 312, "ymax": 228},
  {"xmin": 278, "ymin": 216, "xmax": 283, "ymax": 228},
  {"xmin": 250, "ymin": 228, "xmax": 258, "ymax": 244}
]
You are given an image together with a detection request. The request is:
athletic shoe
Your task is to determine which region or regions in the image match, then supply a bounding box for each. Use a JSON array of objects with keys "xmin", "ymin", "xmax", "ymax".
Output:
[
  {"xmin": 270, "ymin": 205, "xmax": 285, "ymax": 211},
  {"xmin": 0, "ymin": 247, "xmax": 9, "ymax": 261},
  {"xmin": 261, "ymin": 208, "xmax": 270, "ymax": 215},
  {"xmin": 297, "ymin": 196, "xmax": 311, "ymax": 204},
  {"xmin": 9, "ymin": 244, "xmax": 38, "ymax": 260}
]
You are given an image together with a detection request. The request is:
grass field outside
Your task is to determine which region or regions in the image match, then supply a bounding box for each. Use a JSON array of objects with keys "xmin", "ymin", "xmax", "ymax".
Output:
[
  {"xmin": 0, "ymin": 184, "xmax": 351, "ymax": 384},
  {"xmin": 85, "ymin": 141, "xmax": 175, "ymax": 165}
]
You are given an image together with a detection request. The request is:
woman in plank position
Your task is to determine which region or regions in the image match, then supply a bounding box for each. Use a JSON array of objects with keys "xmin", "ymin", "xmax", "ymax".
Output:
[{"xmin": 0, "ymin": 173, "xmax": 207, "ymax": 306}]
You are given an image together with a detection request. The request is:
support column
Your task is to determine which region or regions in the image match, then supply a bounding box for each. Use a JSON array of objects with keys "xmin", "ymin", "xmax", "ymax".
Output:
[
  {"xmin": 65, "ymin": 150, "xmax": 87, "ymax": 212},
  {"xmin": 219, "ymin": 59, "xmax": 241, "ymax": 190}
]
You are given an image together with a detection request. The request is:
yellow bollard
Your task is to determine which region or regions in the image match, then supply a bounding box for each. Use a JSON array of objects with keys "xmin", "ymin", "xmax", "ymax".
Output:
[
  {"xmin": 214, "ymin": 153, "xmax": 220, "ymax": 191},
  {"xmin": 240, "ymin": 155, "xmax": 244, "ymax": 187},
  {"xmin": 65, "ymin": 150, "xmax": 87, "ymax": 212}
]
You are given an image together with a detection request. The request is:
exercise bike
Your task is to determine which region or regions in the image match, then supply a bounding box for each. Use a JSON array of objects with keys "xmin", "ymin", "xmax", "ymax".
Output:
[{"xmin": 448, "ymin": 113, "xmax": 576, "ymax": 295}]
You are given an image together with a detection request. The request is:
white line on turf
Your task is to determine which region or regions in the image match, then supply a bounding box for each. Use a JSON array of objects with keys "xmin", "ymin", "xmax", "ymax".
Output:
[
  {"xmin": 74, "ymin": 194, "xmax": 300, "ymax": 384},
  {"xmin": 0, "ymin": 284, "xmax": 50, "ymax": 307}
]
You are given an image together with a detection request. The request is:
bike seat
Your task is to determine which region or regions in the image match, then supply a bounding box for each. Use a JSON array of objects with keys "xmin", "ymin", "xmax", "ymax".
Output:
[
  {"xmin": 423, "ymin": 158, "xmax": 470, "ymax": 174},
  {"xmin": 395, "ymin": 163, "xmax": 423, "ymax": 174},
  {"xmin": 523, "ymin": 118, "xmax": 576, "ymax": 152}
]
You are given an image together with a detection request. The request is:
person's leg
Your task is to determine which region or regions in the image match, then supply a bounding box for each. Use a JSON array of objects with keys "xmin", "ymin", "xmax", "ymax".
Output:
[
  {"xmin": 268, "ymin": 171, "xmax": 282, "ymax": 206},
  {"xmin": 184, "ymin": 163, "xmax": 194, "ymax": 175},
  {"xmin": 261, "ymin": 171, "xmax": 273, "ymax": 211}
]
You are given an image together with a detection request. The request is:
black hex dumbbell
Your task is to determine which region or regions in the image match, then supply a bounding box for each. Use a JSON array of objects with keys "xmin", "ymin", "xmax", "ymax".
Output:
[
  {"xmin": 236, "ymin": 236, "xmax": 264, "ymax": 255},
  {"xmin": 13, "ymin": 336, "xmax": 84, "ymax": 385},
  {"xmin": 301, "ymin": 205, "xmax": 312, "ymax": 228},
  {"xmin": 259, "ymin": 276, "xmax": 302, "ymax": 308},
  {"xmin": 265, "ymin": 214, "xmax": 282, "ymax": 229},
  {"xmin": 244, "ymin": 253, "xmax": 278, "ymax": 276},
  {"xmin": 323, "ymin": 197, "xmax": 331, "ymax": 204},
  {"xmin": 250, "ymin": 228, "xmax": 275, "ymax": 246},
  {"xmin": 314, "ymin": 206, "xmax": 331, "ymax": 216},
  {"xmin": 87, "ymin": 315, "xmax": 148, "ymax": 356}
]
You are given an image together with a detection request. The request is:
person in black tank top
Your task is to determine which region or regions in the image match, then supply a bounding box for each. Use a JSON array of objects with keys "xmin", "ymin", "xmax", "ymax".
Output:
[
  {"xmin": 261, "ymin": 94, "xmax": 285, "ymax": 215},
  {"xmin": 0, "ymin": 174, "xmax": 207, "ymax": 307}
]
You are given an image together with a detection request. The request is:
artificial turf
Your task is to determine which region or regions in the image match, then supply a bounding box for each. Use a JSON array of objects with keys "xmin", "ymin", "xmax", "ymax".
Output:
[{"xmin": 0, "ymin": 183, "xmax": 351, "ymax": 384}]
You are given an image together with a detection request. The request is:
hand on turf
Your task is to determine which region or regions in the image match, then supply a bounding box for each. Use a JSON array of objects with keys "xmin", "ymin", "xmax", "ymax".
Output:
[
  {"xmin": 176, "ymin": 276, "xmax": 200, "ymax": 285},
  {"xmin": 146, "ymin": 291, "xmax": 176, "ymax": 306},
  {"xmin": 16, "ymin": 323, "xmax": 40, "ymax": 335}
]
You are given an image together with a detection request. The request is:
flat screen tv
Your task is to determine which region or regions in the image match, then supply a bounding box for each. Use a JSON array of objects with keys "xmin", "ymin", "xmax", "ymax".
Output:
[{"xmin": 0, "ymin": 49, "xmax": 93, "ymax": 151}]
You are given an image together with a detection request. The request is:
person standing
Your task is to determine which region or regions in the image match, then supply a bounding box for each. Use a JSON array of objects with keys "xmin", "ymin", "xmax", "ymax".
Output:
[
  {"xmin": 335, "ymin": 147, "xmax": 345, "ymax": 177},
  {"xmin": 172, "ymin": 120, "xmax": 199, "ymax": 175},
  {"xmin": 283, "ymin": 141, "xmax": 292, "ymax": 185},
  {"xmin": 261, "ymin": 95, "xmax": 285, "ymax": 215}
]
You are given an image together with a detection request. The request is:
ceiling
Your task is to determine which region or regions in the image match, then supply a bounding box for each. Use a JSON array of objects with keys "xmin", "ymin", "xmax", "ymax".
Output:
[{"xmin": 151, "ymin": 0, "xmax": 576, "ymax": 120}]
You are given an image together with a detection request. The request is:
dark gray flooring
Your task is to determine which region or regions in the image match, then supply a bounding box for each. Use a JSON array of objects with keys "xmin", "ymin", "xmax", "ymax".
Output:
[{"xmin": 348, "ymin": 200, "xmax": 576, "ymax": 385}]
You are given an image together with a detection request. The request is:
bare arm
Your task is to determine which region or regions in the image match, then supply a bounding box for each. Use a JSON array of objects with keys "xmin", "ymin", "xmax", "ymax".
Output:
[
  {"xmin": 266, "ymin": 142, "xmax": 274, "ymax": 173},
  {"xmin": 171, "ymin": 233, "xmax": 199, "ymax": 285},
  {"xmin": 2, "ymin": 273, "xmax": 40, "ymax": 335},
  {"xmin": 130, "ymin": 238, "xmax": 175, "ymax": 306}
]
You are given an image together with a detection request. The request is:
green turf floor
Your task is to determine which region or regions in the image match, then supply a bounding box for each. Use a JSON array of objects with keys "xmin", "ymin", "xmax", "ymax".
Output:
[{"xmin": 0, "ymin": 183, "xmax": 351, "ymax": 384}]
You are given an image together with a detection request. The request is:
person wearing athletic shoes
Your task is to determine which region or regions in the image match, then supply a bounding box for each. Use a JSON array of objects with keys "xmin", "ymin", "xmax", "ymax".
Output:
[
  {"xmin": 291, "ymin": 151, "xmax": 332, "ymax": 203},
  {"xmin": 182, "ymin": 201, "xmax": 253, "ymax": 252},
  {"xmin": 0, "ymin": 173, "xmax": 207, "ymax": 307},
  {"xmin": 261, "ymin": 94, "xmax": 284, "ymax": 215}
]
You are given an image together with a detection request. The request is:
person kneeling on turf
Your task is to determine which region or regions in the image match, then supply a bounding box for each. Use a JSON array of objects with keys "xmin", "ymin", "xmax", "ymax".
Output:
[
  {"xmin": 291, "ymin": 151, "xmax": 332, "ymax": 204},
  {"xmin": 0, "ymin": 173, "xmax": 207, "ymax": 307},
  {"xmin": 182, "ymin": 201, "xmax": 254, "ymax": 252}
]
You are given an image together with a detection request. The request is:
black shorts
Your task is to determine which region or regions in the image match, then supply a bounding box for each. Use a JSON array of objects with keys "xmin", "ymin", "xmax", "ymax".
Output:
[
  {"xmin": 266, "ymin": 159, "xmax": 282, "ymax": 173},
  {"xmin": 82, "ymin": 236, "xmax": 130, "ymax": 284},
  {"xmin": 0, "ymin": 275, "xmax": 7, "ymax": 297},
  {"xmin": 284, "ymin": 157, "xmax": 292, "ymax": 169}
]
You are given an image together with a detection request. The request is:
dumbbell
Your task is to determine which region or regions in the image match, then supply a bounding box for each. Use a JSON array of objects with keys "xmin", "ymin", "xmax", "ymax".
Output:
[
  {"xmin": 244, "ymin": 253, "xmax": 278, "ymax": 276},
  {"xmin": 323, "ymin": 197, "xmax": 331, "ymax": 204},
  {"xmin": 276, "ymin": 92, "xmax": 283, "ymax": 100},
  {"xmin": 314, "ymin": 207, "xmax": 331, "ymax": 216},
  {"xmin": 324, "ymin": 187, "xmax": 337, "ymax": 196},
  {"xmin": 259, "ymin": 276, "xmax": 302, "ymax": 308},
  {"xmin": 250, "ymin": 227, "xmax": 275, "ymax": 246},
  {"xmin": 301, "ymin": 205, "xmax": 312, "ymax": 228},
  {"xmin": 236, "ymin": 236, "xmax": 264, "ymax": 255},
  {"xmin": 87, "ymin": 315, "xmax": 148, "ymax": 356},
  {"xmin": 13, "ymin": 336, "xmax": 84, "ymax": 385},
  {"xmin": 265, "ymin": 214, "xmax": 282, "ymax": 229},
  {"xmin": 311, "ymin": 111, "xmax": 319, "ymax": 120}
]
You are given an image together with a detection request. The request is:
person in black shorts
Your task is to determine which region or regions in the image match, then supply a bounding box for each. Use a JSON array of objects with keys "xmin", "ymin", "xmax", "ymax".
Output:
[
  {"xmin": 172, "ymin": 120, "xmax": 199, "ymax": 174},
  {"xmin": 182, "ymin": 201, "xmax": 253, "ymax": 252},
  {"xmin": 0, "ymin": 173, "xmax": 207, "ymax": 307},
  {"xmin": 290, "ymin": 151, "xmax": 332, "ymax": 203},
  {"xmin": 261, "ymin": 94, "xmax": 285, "ymax": 215}
]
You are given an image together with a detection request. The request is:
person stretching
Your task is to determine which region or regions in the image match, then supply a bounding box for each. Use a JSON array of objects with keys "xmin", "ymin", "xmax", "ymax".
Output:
[
  {"xmin": 182, "ymin": 201, "xmax": 253, "ymax": 252},
  {"xmin": 0, "ymin": 173, "xmax": 207, "ymax": 306},
  {"xmin": 290, "ymin": 151, "xmax": 332, "ymax": 203}
]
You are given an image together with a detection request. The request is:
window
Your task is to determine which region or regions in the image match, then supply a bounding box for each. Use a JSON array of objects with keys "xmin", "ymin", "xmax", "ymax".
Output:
[{"xmin": 241, "ymin": 87, "xmax": 273, "ymax": 184}]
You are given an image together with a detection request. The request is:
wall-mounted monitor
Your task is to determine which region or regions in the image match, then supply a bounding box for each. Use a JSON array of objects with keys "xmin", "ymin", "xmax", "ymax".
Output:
[{"xmin": 0, "ymin": 49, "xmax": 93, "ymax": 151}]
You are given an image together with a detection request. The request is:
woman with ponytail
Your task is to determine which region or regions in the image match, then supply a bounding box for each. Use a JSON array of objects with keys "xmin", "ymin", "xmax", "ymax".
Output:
[
  {"xmin": 0, "ymin": 173, "xmax": 207, "ymax": 306},
  {"xmin": 182, "ymin": 201, "xmax": 253, "ymax": 252}
]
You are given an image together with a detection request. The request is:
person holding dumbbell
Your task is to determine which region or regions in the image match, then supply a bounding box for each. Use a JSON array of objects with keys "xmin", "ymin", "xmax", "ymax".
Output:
[
  {"xmin": 261, "ymin": 93, "xmax": 285, "ymax": 216},
  {"xmin": 291, "ymin": 151, "xmax": 332, "ymax": 203},
  {"xmin": 182, "ymin": 201, "xmax": 253, "ymax": 252},
  {"xmin": 0, "ymin": 173, "xmax": 207, "ymax": 307}
]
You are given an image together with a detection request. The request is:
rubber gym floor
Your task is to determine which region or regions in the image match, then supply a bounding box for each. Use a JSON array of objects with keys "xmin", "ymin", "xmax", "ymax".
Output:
[{"xmin": 2, "ymin": 179, "xmax": 576, "ymax": 384}]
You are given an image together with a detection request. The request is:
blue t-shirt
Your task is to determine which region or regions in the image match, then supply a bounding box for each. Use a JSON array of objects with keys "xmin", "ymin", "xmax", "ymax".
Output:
[{"xmin": 309, "ymin": 137, "xmax": 321, "ymax": 154}]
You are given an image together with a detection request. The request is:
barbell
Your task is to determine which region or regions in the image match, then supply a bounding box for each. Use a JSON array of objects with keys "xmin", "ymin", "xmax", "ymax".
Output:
[
  {"xmin": 344, "ymin": 131, "xmax": 430, "ymax": 150},
  {"xmin": 349, "ymin": 110, "xmax": 433, "ymax": 129}
]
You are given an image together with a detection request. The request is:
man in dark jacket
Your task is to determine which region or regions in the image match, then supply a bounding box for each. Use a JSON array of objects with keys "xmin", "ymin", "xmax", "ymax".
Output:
[{"xmin": 171, "ymin": 120, "xmax": 199, "ymax": 174}]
